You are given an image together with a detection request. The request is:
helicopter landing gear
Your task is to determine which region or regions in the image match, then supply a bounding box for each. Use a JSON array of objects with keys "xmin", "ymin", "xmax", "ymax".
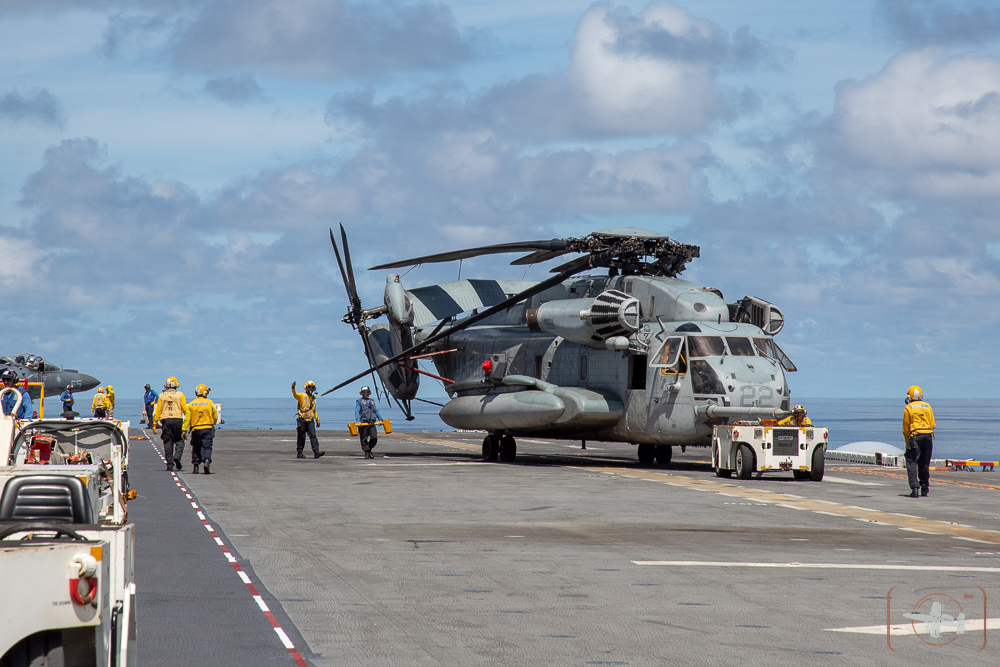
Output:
[
  {"xmin": 637, "ymin": 443, "xmax": 655, "ymax": 466},
  {"xmin": 482, "ymin": 434, "xmax": 499, "ymax": 462},
  {"xmin": 655, "ymin": 445, "xmax": 672, "ymax": 466},
  {"xmin": 499, "ymin": 434, "xmax": 517, "ymax": 462}
]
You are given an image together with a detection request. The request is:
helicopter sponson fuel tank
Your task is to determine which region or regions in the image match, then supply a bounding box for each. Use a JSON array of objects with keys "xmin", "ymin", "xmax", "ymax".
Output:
[{"xmin": 441, "ymin": 375, "xmax": 623, "ymax": 432}]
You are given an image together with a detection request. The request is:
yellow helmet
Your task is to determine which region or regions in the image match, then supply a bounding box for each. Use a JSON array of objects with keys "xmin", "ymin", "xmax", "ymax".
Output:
[
  {"xmin": 106, "ymin": 385, "xmax": 113, "ymax": 391},
  {"xmin": 792, "ymin": 404, "xmax": 806, "ymax": 415},
  {"xmin": 304, "ymin": 381, "xmax": 317, "ymax": 392},
  {"xmin": 165, "ymin": 376, "xmax": 179, "ymax": 389},
  {"xmin": 97, "ymin": 386, "xmax": 105, "ymax": 394},
  {"xmin": 196, "ymin": 384, "xmax": 210, "ymax": 397},
  {"xmin": 906, "ymin": 385, "xmax": 923, "ymax": 403}
]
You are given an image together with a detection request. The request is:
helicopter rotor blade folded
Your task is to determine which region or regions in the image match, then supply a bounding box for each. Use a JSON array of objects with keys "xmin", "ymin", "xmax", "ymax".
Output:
[
  {"xmin": 323, "ymin": 252, "xmax": 604, "ymax": 395},
  {"xmin": 509, "ymin": 248, "xmax": 574, "ymax": 266},
  {"xmin": 369, "ymin": 239, "xmax": 570, "ymax": 270}
]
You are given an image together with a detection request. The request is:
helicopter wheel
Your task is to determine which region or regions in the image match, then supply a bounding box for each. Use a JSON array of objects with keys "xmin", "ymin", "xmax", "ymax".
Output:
[
  {"xmin": 499, "ymin": 435, "xmax": 517, "ymax": 462},
  {"xmin": 655, "ymin": 445, "xmax": 672, "ymax": 466},
  {"xmin": 637, "ymin": 443, "xmax": 655, "ymax": 466},
  {"xmin": 482, "ymin": 434, "xmax": 499, "ymax": 462}
]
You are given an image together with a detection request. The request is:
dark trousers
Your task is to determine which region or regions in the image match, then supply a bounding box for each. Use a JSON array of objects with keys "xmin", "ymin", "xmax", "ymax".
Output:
[
  {"xmin": 161, "ymin": 418, "xmax": 184, "ymax": 466},
  {"xmin": 296, "ymin": 418, "xmax": 320, "ymax": 454},
  {"xmin": 359, "ymin": 424, "xmax": 378, "ymax": 453},
  {"xmin": 145, "ymin": 403, "xmax": 155, "ymax": 425},
  {"xmin": 94, "ymin": 408, "xmax": 107, "ymax": 419},
  {"xmin": 905, "ymin": 433, "xmax": 933, "ymax": 491},
  {"xmin": 191, "ymin": 428, "xmax": 215, "ymax": 465}
]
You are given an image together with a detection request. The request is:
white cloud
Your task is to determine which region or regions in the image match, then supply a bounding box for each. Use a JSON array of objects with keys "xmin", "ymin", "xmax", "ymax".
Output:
[{"xmin": 829, "ymin": 49, "xmax": 1000, "ymax": 198}]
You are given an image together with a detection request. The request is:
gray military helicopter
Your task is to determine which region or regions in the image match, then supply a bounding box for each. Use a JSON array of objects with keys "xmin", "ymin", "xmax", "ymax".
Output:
[
  {"xmin": 326, "ymin": 226, "xmax": 796, "ymax": 464},
  {"xmin": 0, "ymin": 353, "xmax": 100, "ymax": 400}
]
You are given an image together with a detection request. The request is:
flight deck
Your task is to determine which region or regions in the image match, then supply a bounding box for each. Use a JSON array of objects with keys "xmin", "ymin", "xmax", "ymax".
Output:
[{"xmin": 130, "ymin": 428, "xmax": 1000, "ymax": 666}]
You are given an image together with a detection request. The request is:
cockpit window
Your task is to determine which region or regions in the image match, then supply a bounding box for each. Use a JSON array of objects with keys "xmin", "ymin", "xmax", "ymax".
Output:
[
  {"xmin": 690, "ymin": 360, "xmax": 726, "ymax": 394},
  {"xmin": 726, "ymin": 337, "xmax": 755, "ymax": 356},
  {"xmin": 652, "ymin": 337, "xmax": 682, "ymax": 368},
  {"xmin": 687, "ymin": 336, "xmax": 725, "ymax": 357},
  {"xmin": 752, "ymin": 337, "xmax": 772, "ymax": 358}
]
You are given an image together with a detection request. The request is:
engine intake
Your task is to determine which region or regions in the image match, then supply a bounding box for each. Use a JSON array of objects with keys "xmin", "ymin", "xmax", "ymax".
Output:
[{"xmin": 527, "ymin": 289, "xmax": 640, "ymax": 348}]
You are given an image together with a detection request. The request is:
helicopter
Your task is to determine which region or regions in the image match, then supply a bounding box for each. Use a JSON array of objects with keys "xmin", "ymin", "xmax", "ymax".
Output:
[
  {"xmin": 325, "ymin": 226, "xmax": 797, "ymax": 465},
  {"xmin": 0, "ymin": 353, "xmax": 100, "ymax": 400}
]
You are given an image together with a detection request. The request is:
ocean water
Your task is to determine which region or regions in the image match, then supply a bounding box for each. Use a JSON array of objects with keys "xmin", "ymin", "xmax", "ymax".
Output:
[{"xmin": 45, "ymin": 396, "xmax": 1000, "ymax": 461}]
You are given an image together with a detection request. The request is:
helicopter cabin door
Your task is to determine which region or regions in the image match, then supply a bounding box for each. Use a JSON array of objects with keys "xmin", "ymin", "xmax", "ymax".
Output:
[{"xmin": 646, "ymin": 335, "xmax": 695, "ymax": 438}]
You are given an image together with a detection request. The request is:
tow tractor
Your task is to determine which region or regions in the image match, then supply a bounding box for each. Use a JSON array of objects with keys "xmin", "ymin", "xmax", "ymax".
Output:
[
  {"xmin": 712, "ymin": 421, "xmax": 828, "ymax": 481},
  {"xmin": 0, "ymin": 387, "xmax": 136, "ymax": 666}
]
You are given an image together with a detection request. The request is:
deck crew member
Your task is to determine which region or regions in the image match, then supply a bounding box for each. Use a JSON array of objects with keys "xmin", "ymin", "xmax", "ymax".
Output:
[
  {"xmin": 184, "ymin": 384, "xmax": 217, "ymax": 474},
  {"xmin": 143, "ymin": 384, "xmax": 158, "ymax": 433},
  {"xmin": 60, "ymin": 385, "xmax": 76, "ymax": 418},
  {"xmin": 154, "ymin": 377, "xmax": 187, "ymax": 472},
  {"xmin": 1, "ymin": 370, "xmax": 32, "ymax": 419},
  {"xmin": 292, "ymin": 381, "xmax": 324, "ymax": 460},
  {"xmin": 778, "ymin": 405, "xmax": 811, "ymax": 427},
  {"xmin": 903, "ymin": 385, "xmax": 935, "ymax": 498},
  {"xmin": 92, "ymin": 386, "xmax": 108, "ymax": 418},
  {"xmin": 105, "ymin": 385, "xmax": 116, "ymax": 418},
  {"xmin": 355, "ymin": 386, "xmax": 382, "ymax": 459}
]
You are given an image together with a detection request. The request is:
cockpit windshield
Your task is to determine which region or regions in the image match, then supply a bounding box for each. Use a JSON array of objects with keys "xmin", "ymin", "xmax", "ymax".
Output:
[
  {"xmin": 1, "ymin": 354, "xmax": 61, "ymax": 372},
  {"xmin": 687, "ymin": 336, "xmax": 725, "ymax": 357},
  {"xmin": 752, "ymin": 338, "xmax": 772, "ymax": 358},
  {"xmin": 725, "ymin": 337, "xmax": 755, "ymax": 356}
]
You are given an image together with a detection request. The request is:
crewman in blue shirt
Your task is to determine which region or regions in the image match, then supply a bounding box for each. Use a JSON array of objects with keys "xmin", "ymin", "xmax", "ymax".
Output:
[
  {"xmin": 354, "ymin": 386, "xmax": 382, "ymax": 459},
  {"xmin": 1, "ymin": 370, "xmax": 32, "ymax": 419},
  {"xmin": 60, "ymin": 385, "xmax": 76, "ymax": 417},
  {"xmin": 143, "ymin": 384, "xmax": 159, "ymax": 433}
]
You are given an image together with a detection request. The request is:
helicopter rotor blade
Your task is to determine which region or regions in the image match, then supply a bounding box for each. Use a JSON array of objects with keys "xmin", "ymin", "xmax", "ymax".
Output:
[
  {"xmin": 323, "ymin": 252, "xmax": 603, "ymax": 395},
  {"xmin": 509, "ymin": 248, "xmax": 574, "ymax": 266},
  {"xmin": 340, "ymin": 224, "xmax": 362, "ymax": 312},
  {"xmin": 369, "ymin": 239, "xmax": 571, "ymax": 270},
  {"xmin": 329, "ymin": 228, "xmax": 354, "ymax": 310}
]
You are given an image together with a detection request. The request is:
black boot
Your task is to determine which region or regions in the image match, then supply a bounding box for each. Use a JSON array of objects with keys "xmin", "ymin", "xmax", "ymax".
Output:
[
  {"xmin": 909, "ymin": 489, "xmax": 919, "ymax": 498},
  {"xmin": 174, "ymin": 459, "xmax": 182, "ymax": 471},
  {"xmin": 314, "ymin": 451, "xmax": 326, "ymax": 459},
  {"xmin": 192, "ymin": 464, "xmax": 199, "ymax": 474},
  {"xmin": 921, "ymin": 488, "xmax": 928, "ymax": 497},
  {"xmin": 297, "ymin": 452, "xmax": 306, "ymax": 459},
  {"xmin": 203, "ymin": 462, "xmax": 211, "ymax": 474}
]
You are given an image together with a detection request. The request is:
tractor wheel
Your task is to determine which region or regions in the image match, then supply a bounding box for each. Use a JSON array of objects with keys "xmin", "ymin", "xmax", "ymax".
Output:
[
  {"xmin": 810, "ymin": 447, "xmax": 825, "ymax": 481},
  {"xmin": 735, "ymin": 443, "xmax": 755, "ymax": 480}
]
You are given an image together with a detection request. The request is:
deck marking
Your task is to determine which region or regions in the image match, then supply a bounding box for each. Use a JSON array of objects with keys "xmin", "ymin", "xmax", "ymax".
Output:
[
  {"xmin": 826, "ymin": 618, "xmax": 1000, "ymax": 635},
  {"xmin": 582, "ymin": 466, "xmax": 1000, "ymax": 545},
  {"xmin": 823, "ymin": 476, "xmax": 885, "ymax": 486},
  {"xmin": 632, "ymin": 560, "xmax": 1000, "ymax": 572},
  {"xmin": 143, "ymin": 430, "xmax": 310, "ymax": 667}
]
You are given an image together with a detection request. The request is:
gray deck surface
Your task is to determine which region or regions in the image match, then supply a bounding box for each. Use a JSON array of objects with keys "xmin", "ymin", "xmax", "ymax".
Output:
[{"xmin": 133, "ymin": 428, "xmax": 1000, "ymax": 665}]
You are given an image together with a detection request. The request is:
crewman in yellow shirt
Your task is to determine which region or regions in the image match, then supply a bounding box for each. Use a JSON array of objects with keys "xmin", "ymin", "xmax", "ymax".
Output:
[
  {"xmin": 91, "ymin": 387, "xmax": 108, "ymax": 418},
  {"xmin": 778, "ymin": 405, "xmax": 811, "ymax": 427},
  {"xmin": 154, "ymin": 377, "xmax": 188, "ymax": 472},
  {"xmin": 183, "ymin": 384, "xmax": 218, "ymax": 474},
  {"xmin": 292, "ymin": 381, "xmax": 324, "ymax": 460},
  {"xmin": 903, "ymin": 385, "xmax": 935, "ymax": 498},
  {"xmin": 105, "ymin": 385, "xmax": 116, "ymax": 418}
]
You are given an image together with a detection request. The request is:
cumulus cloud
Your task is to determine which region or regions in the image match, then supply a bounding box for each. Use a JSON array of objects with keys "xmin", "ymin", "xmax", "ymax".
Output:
[
  {"xmin": 328, "ymin": 2, "xmax": 774, "ymax": 142},
  {"xmin": 98, "ymin": 0, "xmax": 478, "ymax": 80},
  {"xmin": 203, "ymin": 74, "xmax": 270, "ymax": 106},
  {"xmin": 824, "ymin": 50, "xmax": 1000, "ymax": 199},
  {"xmin": 0, "ymin": 88, "xmax": 65, "ymax": 127},
  {"xmin": 878, "ymin": 0, "xmax": 1000, "ymax": 47}
]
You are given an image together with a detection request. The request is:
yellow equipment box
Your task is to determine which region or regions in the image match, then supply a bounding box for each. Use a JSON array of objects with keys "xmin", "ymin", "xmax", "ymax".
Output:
[{"xmin": 348, "ymin": 420, "xmax": 392, "ymax": 436}]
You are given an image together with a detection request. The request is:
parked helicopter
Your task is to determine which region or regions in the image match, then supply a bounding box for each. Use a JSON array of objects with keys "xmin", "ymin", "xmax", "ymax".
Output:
[
  {"xmin": 0, "ymin": 353, "xmax": 100, "ymax": 400},
  {"xmin": 325, "ymin": 226, "xmax": 797, "ymax": 464}
]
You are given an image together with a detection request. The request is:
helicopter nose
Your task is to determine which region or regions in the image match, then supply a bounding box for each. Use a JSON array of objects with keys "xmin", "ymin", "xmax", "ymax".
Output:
[{"xmin": 78, "ymin": 374, "xmax": 100, "ymax": 391}]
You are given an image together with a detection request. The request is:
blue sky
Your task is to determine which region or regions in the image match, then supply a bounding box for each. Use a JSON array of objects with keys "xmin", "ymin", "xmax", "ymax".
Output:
[{"xmin": 2, "ymin": 0, "xmax": 999, "ymax": 404}]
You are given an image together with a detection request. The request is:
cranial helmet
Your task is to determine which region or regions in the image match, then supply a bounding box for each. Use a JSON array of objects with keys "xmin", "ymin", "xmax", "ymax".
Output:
[
  {"xmin": 1, "ymin": 369, "xmax": 18, "ymax": 384},
  {"xmin": 360, "ymin": 386, "xmax": 371, "ymax": 395},
  {"xmin": 304, "ymin": 381, "xmax": 316, "ymax": 392},
  {"xmin": 165, "ymin": 376, "xmax": 179, "ymax": 389},
  {"xmin": 97, "ymin": 386, "xmax": 105, "ymax": 394},
  {"xmin": 144, "ymin": 384, "xmax": 151, "ymax": 390},
  {"xmin": 196, "ymin": 383, "xmax": 210, "ymax": 397},
  {"xmin": 906, "ymin": 385, "xmax": 923, "ymax": 403},
  {"xmin": 792, "ymin": 404, "xmax": 806, "ymax": 415}
]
